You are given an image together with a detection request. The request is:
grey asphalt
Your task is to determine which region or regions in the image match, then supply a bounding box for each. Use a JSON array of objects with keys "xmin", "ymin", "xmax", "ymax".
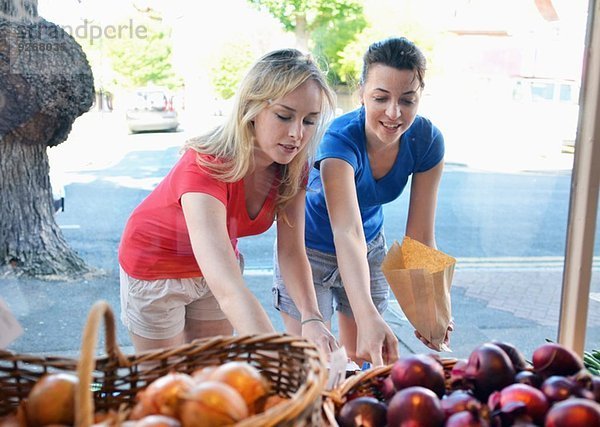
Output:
[
  {"xmin": 2, "ymin": 113, "xmax": 599, "ymax": 363},
  {"xmin": 2, "ymin": 262, "xmax": 599, "ymax": 362}
]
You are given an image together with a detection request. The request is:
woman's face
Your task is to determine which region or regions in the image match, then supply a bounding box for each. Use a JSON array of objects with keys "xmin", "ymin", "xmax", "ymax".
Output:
[
  {"xmin": 252, "ymin": 79, "xmax": 322, "ymax": 167},
  {"xmin": 360, "ymin": 64, "xmax": 422, "ymax": 147}
]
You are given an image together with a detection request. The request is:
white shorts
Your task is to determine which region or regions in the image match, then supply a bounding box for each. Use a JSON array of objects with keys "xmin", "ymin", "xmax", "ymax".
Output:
[{"xmin": 119, "ymin": 266, "xmax": 228, "ymax": 340}]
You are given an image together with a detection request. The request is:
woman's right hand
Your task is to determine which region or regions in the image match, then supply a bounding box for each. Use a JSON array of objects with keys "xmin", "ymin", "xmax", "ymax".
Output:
[
  {"xmin": 301, "ymin": 319, "xmax": 340, "ymax": 357},
  {"xmin": 356, "ymin": 316, "xmax": 399, "ymax": 366}
]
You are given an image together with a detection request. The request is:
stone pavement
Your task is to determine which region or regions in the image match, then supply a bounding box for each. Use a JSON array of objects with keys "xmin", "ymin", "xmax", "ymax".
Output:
[{"xmin": 454, "ymin": 269, "xmax": 600, "ymax": 327}]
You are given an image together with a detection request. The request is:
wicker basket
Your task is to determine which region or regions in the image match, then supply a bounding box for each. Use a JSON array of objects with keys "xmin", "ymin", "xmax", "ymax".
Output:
[
  {"xmin": 0, "ymin": 300, "xmax": 327, "ymax": 426},
  {"xmin": 322, "ymin": 357, "xmax": 458, "ymax": 426}
]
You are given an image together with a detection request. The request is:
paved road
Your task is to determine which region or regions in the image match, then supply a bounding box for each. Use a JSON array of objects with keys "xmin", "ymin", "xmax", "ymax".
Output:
[{"xmin": 2, "ymin": 111, "xmax": 599, "ymax": 362}]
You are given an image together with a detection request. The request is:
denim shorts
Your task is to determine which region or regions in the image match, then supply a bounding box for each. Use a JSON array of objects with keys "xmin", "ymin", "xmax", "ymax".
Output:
[{"xmin": 272, "ymin": 232, "xmax": 389, "ymax": 321}]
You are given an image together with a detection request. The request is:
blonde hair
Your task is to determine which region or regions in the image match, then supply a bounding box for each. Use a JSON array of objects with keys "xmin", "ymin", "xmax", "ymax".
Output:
[{"xmin": 185, "ymin": 48, "xmax": 336, "ymax": 217}]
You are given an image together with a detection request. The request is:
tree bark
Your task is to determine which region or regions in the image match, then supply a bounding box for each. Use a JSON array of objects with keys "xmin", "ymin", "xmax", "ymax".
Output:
[
  {"xmin": 0, "ymin": 0, "xmax": 36, "ymax": 19},
  {"xmin": 0, "ymin": 136, "xmax": 94, "ymax": 279},
  {"xmin": 1, "ymin": 0, "xmax": 97, "ymax": 279},
  {"xmin": 295, "ymin": 13, "xmax": 309, "ymax": 52}
]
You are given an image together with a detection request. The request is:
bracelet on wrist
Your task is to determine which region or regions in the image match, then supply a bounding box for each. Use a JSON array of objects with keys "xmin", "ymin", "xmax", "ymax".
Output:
[{"xmin": 301, "ymin": 317, "xmax": 325, "ymax": 326}]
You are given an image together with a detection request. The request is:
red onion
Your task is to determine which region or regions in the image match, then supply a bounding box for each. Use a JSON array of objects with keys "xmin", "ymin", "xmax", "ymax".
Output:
[
  {"xmin": 593, "ymin": 376, "xmax": 600, "ymax": 403},
  {"xmin": 390, "ymin": 354, "xmax": 446, "ymax": 398},
  {"xmin": 373, "ymin": 375, "xmax": 396, "ymax": 402},
  {"xmin": 540, "ymin": 375, "xmax": 577, "ymax": 404},
  {"xmin": 464, "ymin": 343, "xmax": 516, "ymax": 401},
  {"xmin": 387, "ymin": 386, "xmax": 444, "ymax": 427},
  {"xmin": 489, "ymin": 383, "xmax": 549, "ymax": 425},
  {"xmin": 571, "ymin": 370, "xmax": 600, "ymax": 402},
  {"xmin": 337, "ymin": 396, "xmax": 387, "ymax": 427},
  {"xmin": 441, "ymin": 390, "xmax": 481, "ymax": 419},
  {"xmin": 515, "ymin": 370, "xmax": 543, "ymax": 389},
  {"xmin": 544, "ymin": 397, "xmax": 600, "ymax": 426},
  {"xmin": 491, "ymin": 340, "xmax": 531, "ymax": 372},
  {"xmin": 445, "ymin": 408, "xmax": 491, "ymax": 427},
  {"xmin": 532, "ymin": 343, "xmax": 584, "ymax": 379},
  {"xmin": 449, "ymin": 359, "xmax": 468, "ymax": 391}
]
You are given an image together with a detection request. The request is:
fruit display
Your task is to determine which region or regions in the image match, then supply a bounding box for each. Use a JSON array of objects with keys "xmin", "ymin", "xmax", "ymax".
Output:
[
  {"xmin": 331, "ymin": 341, "xmax": 600, "ymax": 427},
  {"xmin": 24, "ymin": 372, "xmax": 79, "ymax": 427},
  {"xmin": 1, "ymin": 303, "xmax": 326, "ymax": 427},
  {"xmin": 0, "ymin": 361, "xmax": 289, "ymax": 427}
]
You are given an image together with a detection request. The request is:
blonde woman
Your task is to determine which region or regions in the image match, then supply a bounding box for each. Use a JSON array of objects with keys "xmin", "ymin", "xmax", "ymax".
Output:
[{"xmin": 118, "ymin": 49, "xmax": 338, "ymax": 355}]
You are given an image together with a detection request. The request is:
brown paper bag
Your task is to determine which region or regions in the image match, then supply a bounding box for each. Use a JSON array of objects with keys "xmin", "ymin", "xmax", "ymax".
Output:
[{"xmin": 381, "ymin": 236, "xmax": 456, "ymax": 352}]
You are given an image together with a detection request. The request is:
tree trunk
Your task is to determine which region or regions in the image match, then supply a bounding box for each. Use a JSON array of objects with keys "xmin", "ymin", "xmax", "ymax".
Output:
[
  {"xmin": 0, "ymin": 0, "xmax": 36, "ymax": 19},
  {"xmin": 1, "ymin": 0, "xmax": 97, "ymax": 279},
  {"xmin": 295, "ymin": 13, "xmax": 309, "ymax": 53},
  {"xmin": 0, "ymin": 136, "xmax": 94, "ymax": 279}
]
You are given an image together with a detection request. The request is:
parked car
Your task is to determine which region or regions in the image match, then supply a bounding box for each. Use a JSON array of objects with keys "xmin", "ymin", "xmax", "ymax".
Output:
[
  {"xmin": 511, "ymin": 77, "xmax": 579, "ymax": 154},
  {"xmin": 125, "ymin": 87, "xmax": 179, "ymax": 133}
]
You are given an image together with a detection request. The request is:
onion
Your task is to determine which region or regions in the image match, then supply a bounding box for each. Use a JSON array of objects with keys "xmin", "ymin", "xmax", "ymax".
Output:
[
  {"xmin": 191, "ymin": 366, "xmax": 217, "ymax": 383},
  {"xmin": 440, "ymin": 390, "xmax": 481, "ymax": 419},
  {"xmin": 336, "ymin": 396, "xmax": 387, "ymax": 427},
  {"xmin": 515, "ymin": 370, "xmax": 543, "ymax": 389},
  {"xmin": 25, "ymin": 372, "xmax": 78, "ymax": 427},
  {"xmin": 532, "ymin": 342, "xmax": 584, "ymax": 379},
  {"xmin": 592, "ymin": 376, "xmax": 600, "ymax": 403},
  {"xmin": 491, "ymin": 340, "xmax": 531, "ymax": 372},
  {"xmin": 135, "ymin": 415, "xmax": 181, "ymax": 426},
  {"xmin": 179, "ymin": 381, "xmax": 248, "ymax": 427},
  {"xmin": 92, "ymin": 410, "xmax": 121, "ymax": 426},
  {"xmin": 489, "ymin": 383, "xmax": 549, "ymax": 425},
  {"xmin": 374, "ymin": 375, "xmax": 396, "ymax": 402},
  {"xmin": 131, "ymin": 371, "xmax": 195, "ymax": 419},
  {"xmin": 544, "ymin": 397, "xmax": 600, "ymax": 426},
  {"xmin": 571, "ymin": 370, "xmax": 600, "ymax": 402},
  {"xmin": 464, "ymin": 343, "xmax": 516, "ymax": 401},
  {"xmin": 389, "ymin": 354, "xmax": 446, "ymax": 398},
  {"xmin": 540, "ymin": 376, "xmax": 577, "ymax": 404},
  {"xmin": 387, "ymin": 386, "xmax": 444, "ymax": 427},
  {"xmin": 254, "ymin": 394, "xmax": 289, "ymax": 413},
  {"xmin": 448, "ymin": 359, "xmax": 468, "ymax": 391},
  {"xmin": 208, "ymin": 361, "xmax": 270, "ymax": 414},
  {"xmin": 0, "ymin": 414, "xmax": 20, "ymax": 427},
  {"xmin": 445, "ymin": 408, "xmax": 490, "ymax": 427}
]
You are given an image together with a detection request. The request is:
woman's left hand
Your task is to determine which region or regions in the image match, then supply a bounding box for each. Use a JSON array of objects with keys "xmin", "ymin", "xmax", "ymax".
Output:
[
  {"xmin": 301, "ymin": 320, "xmax": 339, "ymax": 357},
  {"xmin": 414, "ymin": 319, "xmax": 455, "ymax": 351}
]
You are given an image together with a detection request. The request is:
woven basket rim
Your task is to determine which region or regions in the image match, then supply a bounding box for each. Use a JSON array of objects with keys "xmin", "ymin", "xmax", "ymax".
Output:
[
  {"xmin": 322, "ymin": 356, "xmax": 458, "ymax": 426},
  {"xmin": 0, "ymin": 300, "xmax": 328, "ymax": 426}
]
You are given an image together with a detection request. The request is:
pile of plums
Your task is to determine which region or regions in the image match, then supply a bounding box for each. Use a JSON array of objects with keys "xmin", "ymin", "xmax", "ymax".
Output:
[{"xmin": 335, "ymin": 341, "xmax": 600, "ymax": 427}]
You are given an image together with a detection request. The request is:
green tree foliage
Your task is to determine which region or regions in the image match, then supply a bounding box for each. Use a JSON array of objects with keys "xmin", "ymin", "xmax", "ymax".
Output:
[
  {"xmin": 78, "ymin": 16, "xmax": 182, "ymax": 90},
  {"xmin": 210, "ymin": 42, "xmax": 255, "ymax": 100},
  {"xmin": 247, "ymin": 0, "xmax": 366, "ymax": 85},
  {"xmin": 335, "ymin": 0, "xmax": 443, "ymax": 90},
  {"xmin": 311, "ymin": 12, "xmax": 366, "ymax": 85},
  {"xmin": 104, "ymin": 16, "xmax": 183, "ymax": 90},
  {"xmin": 73, "ymin": 29, "xmax": 116, "ymax": 93}
]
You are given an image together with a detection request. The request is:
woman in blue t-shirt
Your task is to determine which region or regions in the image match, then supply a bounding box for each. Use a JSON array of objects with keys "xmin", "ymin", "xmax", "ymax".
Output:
[{"xmin": 273, "ymin": 37, "xmax": 453, "ymax": 365}]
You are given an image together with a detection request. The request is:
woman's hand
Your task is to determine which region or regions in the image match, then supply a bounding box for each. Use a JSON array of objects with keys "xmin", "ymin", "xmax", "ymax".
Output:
[
  {"xmin": 356, "ymin": 316, "xmax": 399, "ymax": 366},
  {"xmin": 414, "ymin": 319, "xmax": 454, "ymax": 351},
  {"xmin": 301, "ymin": 319, "xmax": 339, "ymax": 357}
]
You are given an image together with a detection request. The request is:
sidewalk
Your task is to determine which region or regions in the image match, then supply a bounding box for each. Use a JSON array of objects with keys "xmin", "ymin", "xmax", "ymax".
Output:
[
  {"xmin": 4, "ymin": 110, "xmax": 596, "ymax": 360},
  {"xmin": 2, "ymin": 266, "xmax": 598, "ymax": 361}
]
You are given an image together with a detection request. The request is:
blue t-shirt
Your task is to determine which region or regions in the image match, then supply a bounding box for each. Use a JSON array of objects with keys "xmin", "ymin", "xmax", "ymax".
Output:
[{"xmin": 305, "ymin": 106, "xmax": 444, "ymax": 253}]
